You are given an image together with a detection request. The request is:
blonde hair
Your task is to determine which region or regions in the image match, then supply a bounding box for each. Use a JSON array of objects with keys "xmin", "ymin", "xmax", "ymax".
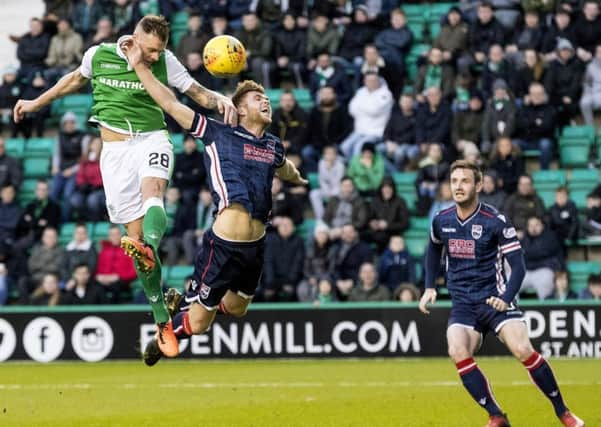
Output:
[
  {"xmin": 450, "ymin": 160, "xmax": 482, "ymax": 183},
  {"xmin": 232, "ymin": 80, "xmax": 266, "ymax": 108},
  {"xmin": 137, "ymin": 15, "xmax": 170, "ymax": 42}
]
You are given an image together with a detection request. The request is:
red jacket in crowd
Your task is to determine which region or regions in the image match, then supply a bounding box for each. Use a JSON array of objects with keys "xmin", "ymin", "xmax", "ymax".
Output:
[
  {"xmin": 76, "ymin": 159, "xmax": 103, "ymax": 189},
  {"xmin": 95, "ymin": 240, "xmax": 137, "ymax": 282}
]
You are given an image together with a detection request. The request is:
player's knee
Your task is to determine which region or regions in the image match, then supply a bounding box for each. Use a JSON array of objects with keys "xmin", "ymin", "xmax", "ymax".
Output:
[
  {"xmin": 227, "ymin": 304, "xmax": 248, "ymax": 318},
  {"xmin": 512, "ymin": 343, "xmax": 535, "ymax": 361},
  {"xmin": 188, "ymin": 316, "xmax": 211, "ymax": 335},
  {"xmin": 448, "ymin": 344, "xmax": 471, "ymax": 362}
]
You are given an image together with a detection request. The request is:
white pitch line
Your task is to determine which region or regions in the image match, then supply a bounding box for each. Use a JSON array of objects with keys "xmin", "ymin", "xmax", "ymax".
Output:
[{"xmin": 0, "ymin": 380, "xmax": 598, "ymax": 391}]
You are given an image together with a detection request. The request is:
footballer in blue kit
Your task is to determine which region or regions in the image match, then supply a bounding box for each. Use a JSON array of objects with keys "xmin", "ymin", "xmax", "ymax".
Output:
[
  {"xmin": 420, "ymin": 161, "xmax": 584, "ymax": 427},
  {"xmin": 122, "ymin": 40, "xmax": 306, "ymax": 366}
]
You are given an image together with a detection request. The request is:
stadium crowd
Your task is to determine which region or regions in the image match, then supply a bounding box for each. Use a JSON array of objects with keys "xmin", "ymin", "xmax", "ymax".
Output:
[{"xmin": 1, "ymin": 0, "xmax": 601, "ymax": 307}]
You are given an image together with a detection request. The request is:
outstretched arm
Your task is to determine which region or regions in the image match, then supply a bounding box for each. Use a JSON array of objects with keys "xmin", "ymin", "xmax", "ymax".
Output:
[
  {"xmin": 185, "ymin": 83, "xmax": 237, "ymax": 126},
  {"xmin": 13, "ymin": 69, "xmax": 88, "ymax": 122},
  {"xmin": 276, "ymin": 158, "xmax": 308, "ymax": 186},
  {"xmin": 124, "ymin": 41, "xmax": 195, "ymax": 130}
]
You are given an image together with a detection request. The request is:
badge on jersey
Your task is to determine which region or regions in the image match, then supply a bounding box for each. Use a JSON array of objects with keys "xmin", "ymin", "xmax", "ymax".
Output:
[
  {"xmin": 200, "ymin": 283, "xmax": 211, "ymax": 300},
  {"xmin": 503, "ymin": 227, "xmax": 517, "ymax": 239},
  {"xmin": 471, "ymin": 224, "xmax": 483, "ymax": 239}
]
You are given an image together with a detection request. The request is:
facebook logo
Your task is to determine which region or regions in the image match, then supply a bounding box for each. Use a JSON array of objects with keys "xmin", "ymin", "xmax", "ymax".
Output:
[{"xmin": 23, "ymin": 317, "xmax": 65, "ymax": 362}]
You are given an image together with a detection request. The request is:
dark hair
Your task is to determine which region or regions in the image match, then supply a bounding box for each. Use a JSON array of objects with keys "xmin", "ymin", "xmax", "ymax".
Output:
[
  {"xmin": 75, "ymin": 222, "xmax": 88, "ymax": 230},
  {"xmin": 137, "ymin": 15, "xmax": 170, "ymax": 42},
  {"xmin": 450, "ymin": 160, "xmax": 482, "ymax": 183},
  {"xmin": 556, "ymin": 186, "xmax": 568, "ymax": 194},
  {"xmin": 232, "ymin": 80, "xmax": 266, "ymax": 108},
  {"xmin": 588, "ymin": 274, "xmax": 601, "ymax": 286},
  {"xmin": 73, "ymin": 263, "xmax": 90, "ymax": 271},
  {"xmin": 340, "ymin": 175, "xmax": 354, "ymax": 184}
]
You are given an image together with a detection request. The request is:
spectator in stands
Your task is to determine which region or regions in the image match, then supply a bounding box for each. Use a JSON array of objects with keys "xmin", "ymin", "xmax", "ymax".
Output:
[
  {"xmin": 452, "ymin": 92, "xmax": 483, "ymax": 154},
  {"xmin": 338, "ymin": 6, "xmax": 376, "ymax": 68},
  {"xmin": 547, "ymin": 271, "xmax": 577, "ymax": 301},
  {"xmin": 340, "ymin": 73, "xmax": 393, "ymax": 159},
  {"xmin": 511, "ymin": 49, "xmax": 546, "ymax": 101},
  {"xmin": 544, "ymin": 38, "xmax": 584, "ymax": 127},
  {"xmin": 428, "ymin": 181, "xmax": 454, "ymax": 221},
  {"xmin": 521, "ymin": 216, "xmax": 564, "ymax": 300},
  {"xmin": 72, "ymin": 0, "xmax": 105, "ymax": 40},
  {"xmin": 348, "ymin": 262, "xmax": 390, "ymax": 302},
  {"xmin": 466, "ymin": 2, "xmax": 505, "ymax": 67},
  {"xmin": 0, "ymin": 137, "xmax": 23, "ymax": 191},
  {"xmin": 481, "ymin": 79, "xmax": 516, "ymax": 154},
  {"xmin": 261, "ymin": 216, "xmax": 305, "ymax": 302},
  {"xmin": 579, "ymin": 274, "xmax": 601, "ymax": 300},
  {"xmin": 182, "ymin": 187, "xmax": 214, "ymax": 264},
  {"xmin": 17, "ymin": 73, "xmax": 51, "ymax": 138},
  {"xmin": 251, "ymin": 0, "xmax": 287, "ymax": 28},
  {"xmin": 514, "ymin": 83, "xmax": 556, "ymax": 170},
  {"xmin": 236, "ymin": 13, "xmax": 273, "ymax": 87},
  {"xmin": 44, "ymin": 18, "xmax": 83, "ymax": 84},
  {"xmin": 70, "ymin": 137, "xmax": 105, "ymax": 221},
  {"xmin": 541, "ymin": 7, "xmax": 576, "ymax": 60},
  {"xmin": 582, "ymin": 188, "xmax": 601, "ymax": 237},
  {"xmin": 489, "ymin": 137, "xmax": 524, "ymax": 194},
  {"xmin": 309, "ymin": 53, "xmax": 352, "ymax": 106},
  {"xmin": 323, "ymin": 177, "xmax": 369, "ymax": 239},
  {"xmin": 0, "ymin": 67, "xmax": 22, "ymax": 135},
  {"xmin": 271, "ymin": 176, "xmax": 304, "ymax": 225},
  {"xmin": 304, "ymin": 86, "xmax": 352, "ymax": 171},
  {"xmin": 330, "ymin": 224, "xmax": 374, "ymax": 300},
  {"xmin": 367, "ymin": 177, "xmax": 409, "ymax": 252},
  {"xmin": 306, "ymin": 15, "xmax": 340, "ymax": 67},
  {"xmin": 433, "ymin": 6, "xmax": 468, "ymax": 66},
  {"xmin": 269, "ymin": 91, "xmax": 308, "ymax": 155},
  {"xmin": 51, "ymin": 112, "xmax": 90, "ymax": 222},
  {"xmin": 29, "ymin": 273, "xmax": 61, "ymax": 306},
  {"xmin": 228, "ymin": 0, "xmax": 253, "ymax": 29},
  {"xmin": 0, "ymin": 185, "xmax": 22, "ymax": 266},
  {"xmin": 95, "ymin": 225, "xmax": 137, "ymax": 302},
  {"xmin": 314, "ymin": 275, "xmax": 337, "ymax": 305},
  {"xmin": 579, "ymin": 44, "xmax": 601, "ymax": 126},
  {"xmin": 574, "ymin": 0, "xmax": 601, "ymax": 57},
  {"xmin": 359, "ymin": 44, "xmax": 400, "ymax": 100},
  {"xmin": 175, "ymin": 13, "xmax": 211, "ymax": 64},
  {"xmin": 380, "ymin": 93, "xmax": 418, "ymax": 171},
  {"xmin": 548, "ymin": 186, "xmax": 579, "ymax": 244},
  {"xmin": 20, "ymin": 227, "xmax": 64, "ymax": 303},
  {"xmin": 112, "ymin": 0, "xmax": 140, "ymax": 37},
  {"xmin": 160, "ymin": 187, "xmax": 194, "ymax": 266},
  {"xmin": 415, "ymin": 48, "xmax": 455, "ymax": 101},
  {"xmin": 84, "ymin": 17, "xmax": 115, "ymax": 50},
  {"xmin": 506, "ymin": 9, "xmax": 544, "ymax": 53},
  {"xmin": 62, "ymin": 263, "xmax": 107, "ymax": 305},
  {"xmin": 480, "ymin": 44, "xmax": 514, "ymax": 101},
  {"xmin": 17, "ymin": 18, "xmax": 51, "ymax": 82},
  {"xmin": 378, "ymin": 235, "xmax": 414, "ymax": 292},
  {"xmin": 16, "ymin": 180, "xmax": 61, "ymax": 247},
  {"xmin": 479, "ymin": 170, "xmax": 506, "ymax": 210},
  {"xmin": 504, "ymin": 175, "xmax": 545, "ymax": 232},
  {"xmin": 416, "ymin": 143, "xmax": 450, "ymax": 215},
  {"xmin": 297, "ymin": 223, "xmax": 333, "ymax": 302},
  {"xmin": 415, "ymin": 86, "xmax": 452, "ymax": 147},
  {"xmin": 393, "ymin": 283, "xmax": 421, "ymax": 302},
  {"xmin": 347, "ymin": 143, "xmax": 385, "ymax": 197},
  {"xmin": 309, "ymin": 145, "xmax": 345, "ymax": 221},
  {"xmin": 273, "ymin": 13, "xmax": 307, "ymax": 88},
  {"xmin": 374, "ymin": 8, "xmax": 412, "ymax": 74},
  {"xmin": 60, "ymin": 223, "xmax": 97, "ymax": 283},
  {"xmin": 172, "ymin": 135, "xmax": 206, "ymax": 205}
]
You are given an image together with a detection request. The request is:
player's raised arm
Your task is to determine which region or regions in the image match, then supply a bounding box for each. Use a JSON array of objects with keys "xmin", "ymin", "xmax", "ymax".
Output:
[
  {"xmin": 13, "ymin": 68, "xmax": 88, "ymax": 123},
  {"xmin": 124, "ymin": 40, "xmax": 195, "ymax": 131},
  {"xmin": 185, "ymin": 82, "xmax": 237, "ymax": 126}
]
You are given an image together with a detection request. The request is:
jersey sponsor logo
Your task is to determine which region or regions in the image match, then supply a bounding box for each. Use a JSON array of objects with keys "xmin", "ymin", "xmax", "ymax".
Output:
[
  {"xmin": 442, "ymin": 227, "xmax": 456, "ymax": 233},
  {"xmin": 266, "ymin": 139, "xmax": 275, "ymax": 152},
  {"xmin": 471, "ymin": 224, "xmax": 483, "ymax": 240},
  {"xmin": 97, "ymin": 76, "xmax": 145, "ymax": 90},
  {"xmin": 200, "ymin": 283, "xmax": 211, "ymax": 300},
  {"xmin": 448, "ymin": 239, "xmax": 476, "ymax": 259},
  {"xmin": 244, "ymin": 143, "xmax": 275, "ymax": 164},
  {"xmin": 100, "ymin": 62, "xmax": 121, "ymax": 70},
  {"xmin": 503, "ymin": 227, "xmax": 517, "ymax": 238}
]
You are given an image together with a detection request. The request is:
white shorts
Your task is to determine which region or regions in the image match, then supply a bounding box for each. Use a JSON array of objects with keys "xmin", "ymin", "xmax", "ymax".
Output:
[{"xmin": 100, "ymin": 130, "xmax": 173, "ymax": 224}]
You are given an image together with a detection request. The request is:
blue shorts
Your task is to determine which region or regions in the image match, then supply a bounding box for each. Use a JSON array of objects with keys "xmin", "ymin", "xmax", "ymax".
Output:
[
  {"xmin": 448, "ymin": 301, "xmax": 524, "ymax": 336},
  {"xmin": 186, "ymin": 228, "xmax": 265, "ymax": 310}
]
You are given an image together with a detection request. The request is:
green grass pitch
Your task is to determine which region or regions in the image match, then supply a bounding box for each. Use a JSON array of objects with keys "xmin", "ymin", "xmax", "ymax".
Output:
[{"xmin": 0, "ymin": 358, "xmax": 599, "ymax": 427}]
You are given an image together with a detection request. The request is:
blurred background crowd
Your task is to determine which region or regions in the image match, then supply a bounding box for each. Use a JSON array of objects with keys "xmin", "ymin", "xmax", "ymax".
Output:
[{"xmin": 0, "ymin": 0, "xmax": 600, "ymax": 307}]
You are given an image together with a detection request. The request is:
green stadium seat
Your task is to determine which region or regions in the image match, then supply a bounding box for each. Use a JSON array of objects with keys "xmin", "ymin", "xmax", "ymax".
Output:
[
  {"xmin": 139, "ymin": 0, "xmax": 159, "ymax": 15},
  {"xmin": 171, "ymin": 133, "xmax": 185, "ymax": 153},
  {"xmin": 409, "ymin": 216, "xmax": 430, "ymax": 233},
  {"xmin": 5, "ymin": 138, "xmax": 25, "ymax": 158},
  {"xmin": 570, "ymin": 168, "xmax": 599, "ymax": 186},
  {"xmin": 93, "ymin": 222, "xmax": 111, "ymax": 242},
  {"xmin": 567, "ymin": 261, "xmax": 601, "ymax": 294},
  {"xmin": 393, "ymin": 172, "xmax": 418, "ymax": 212},
  {"xmin": 561, "ymin": 125, "xmax": 595, "ymax": 141},
  {"xmin": 429, "ymin": 21, "xmax": 441, "ymax": 40},
  {"xmin": 23, "ymin": 157, "xmax": 50, "ymax": 178},
  {"xmin": 532, "ymin": 169, "xmax": 567, "ymax": 189},
  {"xmin": 169, "ymin": 11, "xmax": 189, "ymax": 48},
  {"xmin": 404, "ymin": 231, "xmax": 428, "ymax": 257},
  {"xmin": 429, "ymin": 3, "xmax": 456, "ymax": 17},
  {"xmin": 18, "ymin": 178, "xmax": 38, "ymax": 204},
  {"xmin": 25, "ymin": 137, "xmax": 55, "ymax": 157},
  {"xmin": 560, "ymin": 144, "xmax": 590, "ymax": 168},
  {"xmin": 402, "ymin": 4, "xmax": 427, "ymax": 18},
  {"xmin": 522, "ymin": 149, "xmax": 541, "ymax": 158},
  {"xmin": 297, "ymin": 219, "xmax": 316, "ymax": 242},
  {"xmin": 59, "ymin": 222, "xmax": 77, "ymax": 245},
  {"xmin": 169, "ymin": 265, "xmax": 194, "ymax": 281},
  {"xmin": 537, "ymin": 189, "xmax": 557, "ymax": 209},
  {"xmin": 408, "ymin": 21, "xmax": 426, "ymax": 42},
  {"xmin": 308, "ymin": 172, "xmax": 319, "ymax": 190}
]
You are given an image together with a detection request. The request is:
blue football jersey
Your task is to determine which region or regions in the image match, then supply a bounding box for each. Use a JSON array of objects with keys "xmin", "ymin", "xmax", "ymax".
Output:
[
  {"xmin": 189, "ymin": 112, "xmax": 286, "ymax": 223},
  {"xmin": 430, "ymin": 202, "xmax": 522, "ymax": 303}
]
